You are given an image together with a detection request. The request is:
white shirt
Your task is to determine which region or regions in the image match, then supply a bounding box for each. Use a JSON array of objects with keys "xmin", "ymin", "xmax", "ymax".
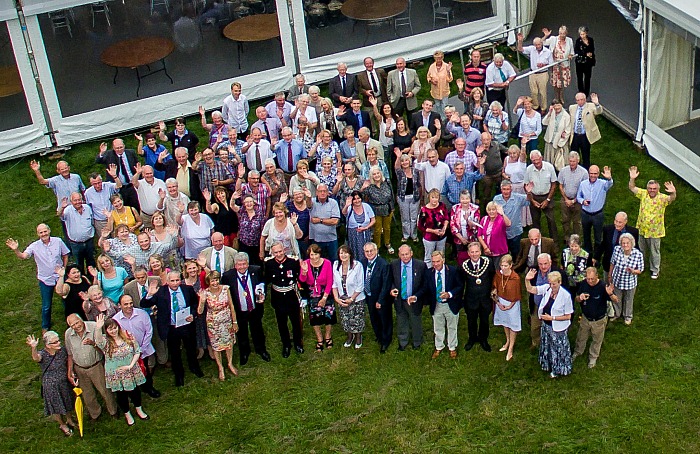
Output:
[
  {"xmin": 521, "ymin": 45, "xmax": 553, "ymax": 72},
  {"xmin": 245, "ymin": 139, "xmax": 274, "ymax": 172},
  {"xmin": 181, "ymin": 214, "xmax": 214, "ymax": 259},
  {"xmin": 291, "ymin": 106, "xmax": 318, "ymax": 133},
  {"xmin": 209, "ymin": 247, "xmax": 226, "ymax": 272},
  {"xmin": 222, "ymin": 93, "xmax": 250, "ymax": 132},
  {"xmin": 485, "ymin": 61, "xmax": 517, "ymax": 88},
  {"xmin": 136, "ymin": 178, "xmax": 167, "ymax": 215},
  {"xmin": 331, "ymin": 260, "xmax": 365, "ymax": 301},
  {"xmin": 414, "ymin": 160, "xmax": 451, "ymax": 192},
  {"xmin": 366, "ymin": 70, "xmax": 382, "ymax": 95},
  {"xmin": 235, "ymin": 271, "xmax": 265, "ymax": 311}
]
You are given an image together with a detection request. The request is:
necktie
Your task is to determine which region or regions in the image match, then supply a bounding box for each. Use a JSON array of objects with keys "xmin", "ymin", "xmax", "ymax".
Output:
[
  {"xmin": 576, "ymin": 107, "xmax": 584, "ymax": 134},
  {"xmin": 215, "ymin": 251, "xmax": 221, "ymax": 273},
  {"xmin": 613, "ymin": 229, "xmax": 620, "ymax": 247},
  {"xmin": 356, "ymin": 113, "xmax": 363, "ymax": 129},
  {"xmin": 240, "ymin": 274, "xmax": 254, "ymax": 311},
  {"xmin": 287, "ymin": 142, "xmax": 294, "ymax": 172},
  {"xmin": 400, "ymin": 71, "xmax": 407, "ymax": 96},
  {"xmin": 370, "ymin": 71, "xmax": 379, "ymax": 93},
  {"xmin": 533, "ymin": 244, "xmax": 540, "ymax": 267},
  {"xmin": 498, "ymin": 68, "xmax": 506, "ymax": 82},
  {"xmin": 171, "ymin": 290, "xmax": 180, "ymax": 313},
  {"xmin": 119, "ymin": 153, "xmax": 130, "ymax": 184},
  {"xmin": 255, "ymin": 144, "xmax": 262, "ymax": 171},
  {"xmin": 263, "ymin": 121, "xmax": 271, "ymax": 140},
  {"xmin": 141, "ymin": 285, "xmax": 147, "ymax": 300},
  {"xmin": 364, "ymin": 261, "xmax": 374, "ymax": 294},
  {"xmin": 341, "ymin": 76, "xmax": 347, "ymax": 96},
  {"xmin": 401, "ymin": 264, "xmax": 408, "ymax": 299},
  {"xmin": 436, "ymin": 269, "xmax": 443, "ymax": 302}
]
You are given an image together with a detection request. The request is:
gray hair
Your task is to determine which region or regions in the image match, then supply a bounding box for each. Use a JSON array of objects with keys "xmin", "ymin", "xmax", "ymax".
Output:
[
  {"xmin": 298, "ymin": 93, "xmax": 311, "ymax": 102},
  {"xmin": 308, "ymin": 85, "xmax": 320, "ymax": 95},
  {"xmin": 264, "ymin": 158, "xmax": 276, "ymax": 168},
  {"xmin": 270, "ymin": 241, "xmax": 285, "ymax": 251},
  {"xmin": 493, "ymin": 53, "xmax": 504, "ymax": 62},
  {"xmin": 369, "ymin": 165, "xmax": 385, "ymax": 183},
  {"xmin": 281, "ymin": 126, "xmax": 293, "ymax": 135},
  {"xmin": 43, "ymin": 330, "xmax": 59, "ymax": 344},
  {"xmin": 295, "ymin": 74, "xmax": 306, "ymax": 82},
  {"xmin": 568, "ymin": 234, "xmax": 581, "ymax": 246},
  {"xmin": 165, "ymin": 178, "xmax": 178, "ymax": 186},
  {"xmin": 537, "ymin": 252, "xmax": 552, "ymax": 262},
  {"xmin": 568, "ymin": 151, "xmax": 580, "ymax": 161},
  {"xmin": 489, "ymin": 100, "xmax": 503, "ymax": 110},
  {"xmin": 615, "ymin": 211, "xmax": 628, "ymax": 222},
  {"xmin": 500, "ymin": 179, "xmax": 512, "ymax": 188},
  {"xmin": 248, "ymin": 170, "xmax": 260, "ymax": 178},
  {"xmin": 530, "ymin": 150, "xmax": 543, "ymax": 159},
  {"xmin": 211, "ymin": 110, "xmax": 223, "ymax": 119},
  {"xmin": 619, "ymin": 232, "xmax": 636, "ymax": 248},
  {"xmin": 234, "ymin": 252, "xmax": 250, "ymax": 263}
]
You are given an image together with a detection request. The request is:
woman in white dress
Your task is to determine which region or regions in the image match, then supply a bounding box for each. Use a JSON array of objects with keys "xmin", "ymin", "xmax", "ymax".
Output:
[{"xmin": 502, "ymin": 143, "xmax": 531, "ymax": 226}]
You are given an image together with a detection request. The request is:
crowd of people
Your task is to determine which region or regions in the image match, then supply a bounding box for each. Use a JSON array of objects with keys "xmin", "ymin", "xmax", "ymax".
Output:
[{"xmin": 12, "ymin": 28, "xmax": 680, "ymax": 436}]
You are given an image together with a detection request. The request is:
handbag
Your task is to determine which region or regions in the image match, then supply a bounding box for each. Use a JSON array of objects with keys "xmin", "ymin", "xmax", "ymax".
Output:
[
  {"xmin": 137, "ymin": 357, "xmax": 147, "ymax": 375},
  {"xmin": 606, "ymin": 300, "xmax": 615, "ymax": 318},
  {"xmin": 510, "ymin": 111, "xmax": 524, "ymax": 140}
]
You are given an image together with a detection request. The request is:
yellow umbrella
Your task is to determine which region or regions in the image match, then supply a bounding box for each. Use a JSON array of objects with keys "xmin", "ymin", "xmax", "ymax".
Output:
[{"xmin": 73, "ymin": 386, "xmax": 84, "ymax": 438}]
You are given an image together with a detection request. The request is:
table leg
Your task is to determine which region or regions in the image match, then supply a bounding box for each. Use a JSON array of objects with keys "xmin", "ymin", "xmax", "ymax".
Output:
[
  {"xmin": 237, "ymin": 41, "xmax": 243, "ymax": 70},
  {"xmin": 135, "ymin": 66, "xmax": 142, "ymax": 97},
  {"xmin": 113, "ymin": 66, "xmax": 119, "ymax": 85},
  {"xmin": 161, "ymin": 58, "xmax": 174, "ymax": 85}
]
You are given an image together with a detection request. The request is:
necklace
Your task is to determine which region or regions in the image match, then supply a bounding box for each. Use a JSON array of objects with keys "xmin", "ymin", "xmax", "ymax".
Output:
[
  {"xmin": 462, "ymin": 257, "xmax": 490, "ymax": 285},
  {"xmin": 499, "ymin": 270, "xmax": 512, "ymax": 294}
]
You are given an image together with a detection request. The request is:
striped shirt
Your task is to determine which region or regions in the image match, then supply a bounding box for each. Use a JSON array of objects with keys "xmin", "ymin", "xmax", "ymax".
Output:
[{"xmin": 463, "ymin": 62, "xmax": 487, "ymax": 96}]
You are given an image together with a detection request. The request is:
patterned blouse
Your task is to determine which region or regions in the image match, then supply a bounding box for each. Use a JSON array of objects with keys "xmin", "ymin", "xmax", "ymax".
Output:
[
  {"xmin": 364, "ymin": 181, "xmax": 394, "ymax": 217},
  {"xmin": 610, "ymin": 246, "xmax": 644, "ymax": 290},
  {"xmin": 336, "ymin": 176, "xmax": 364, "ymax": 206},
  {"xmin": 418, "ymin": 203, "xmax": 449, "ymax": 242},
  {"xmin": 450, "ymin": 203, "xmax": 480, "ymax": 243},
  {"xmin": 262, "ymin": 169, "xmax": 288, "ymax": 205},
  {"xmin": 238, "ymin": 209, "xmax": 265, "ymax": 247},
  {"xmin": 241, "ymin": 183, "xmax": 270, "ymax": 218},
  {"xmin": 562, "ymin": 247, "xmax": 589, "ymax": 286},
  {"xmin": 395, "ymin": 167, "xmax": 421, "ymax": 203},
  {"xmin": 315, "ymin": 142, "xmax": 341, "ymax": 168},
  {"xmin": 318, "ymin": 167, "xmax": 338, "ymax": 190}
]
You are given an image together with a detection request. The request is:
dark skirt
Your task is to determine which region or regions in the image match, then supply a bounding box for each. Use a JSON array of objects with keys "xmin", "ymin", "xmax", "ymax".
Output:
[
  {"xmin": 539, "ymin": 323, "xmax": 572, "ymax": 376},
  {"xmin": 309, "ymin": 298, "xmax": 337, "ymax": 326},
  {"xmin": 339, "ymin": 298, "xmax": 366, "ymax": 333}
]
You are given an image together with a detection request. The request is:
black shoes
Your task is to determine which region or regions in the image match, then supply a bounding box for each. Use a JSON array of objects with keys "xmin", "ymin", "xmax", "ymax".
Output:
[
  {"xmin": 174, "ymin": 376, "xmax": 184, "ymax": 387},
  {"xmin": 145, "ymin": 388, "xmax": 161, "ymax": 398},
  {"xmin": 464, "ymin": 342, "xmax": 475, "ymax": 351},
  {"xmin": 480, "ymin": 342, "xmax": 492, "ymax": 352},
  {"xmin": 398, "ymin": 345, "xmax": 406, "ymax": 351},
  {"xmin": 191, "ymin": 369, "xmax": 205, "ymax": 378},
  {"xmin": 295, "ymin": 345, "xmax": 304, "ymax": 354},
  {"xmin": 240, "ymin": 354, "xmax": 249, "ymax": 366},
  {"xmin": 259, "ymin": 351, "xmax": 271, "ymax": 362},
  {"xmin": 282, "ymin": 346, "xmax": 291, "ymax": 358},
  {"xmin": 380, "ymin": 345, "xmax": 388, "ymax": 354}
]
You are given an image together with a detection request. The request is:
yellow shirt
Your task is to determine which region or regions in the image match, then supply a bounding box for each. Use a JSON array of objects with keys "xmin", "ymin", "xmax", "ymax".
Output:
[
  {"xmin": 635, "ymin": 189, "xmax": 670, "ymax": 238},
  {"xmin": 176, "ymin": 162, "xmax": 191, "ymax": 198},
  {"xmin": 427, "ymin": 62, "xmax": 453, "ymax": 100}
]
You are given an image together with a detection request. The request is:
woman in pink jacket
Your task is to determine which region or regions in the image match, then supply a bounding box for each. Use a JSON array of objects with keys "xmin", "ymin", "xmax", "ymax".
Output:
[
  {"xmin": 478, "ymin": 201, "xmax": 511, "ymax": 269},
  {"xmin": 299, "ymin": 244, "xmax": 335, "ymax": 352}
]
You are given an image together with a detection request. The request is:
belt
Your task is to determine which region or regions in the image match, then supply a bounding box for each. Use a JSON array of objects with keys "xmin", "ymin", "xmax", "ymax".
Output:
[
  {"xmin": 272, "ymin": 284, "xmax": 296, "ymax": 293},
  {"xmin": 583, "ymin": 209, "xmax": 603, "ymax": 216},
  {"xmin": 574, "ymin": 132, "xmax": 586, "ymax": 136},
  {"xmin": 585, "ymin": 315, "xmax": 607, "ymax": 322},
  {"xmin": 74, "ymin": 360, "xmax": 101, "ymax": 369}
]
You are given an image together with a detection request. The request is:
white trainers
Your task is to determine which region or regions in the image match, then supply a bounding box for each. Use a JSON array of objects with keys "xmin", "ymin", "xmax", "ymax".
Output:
[{"xmin": 651, "ymin": 272, "xmax": 659, "ymax": 280}]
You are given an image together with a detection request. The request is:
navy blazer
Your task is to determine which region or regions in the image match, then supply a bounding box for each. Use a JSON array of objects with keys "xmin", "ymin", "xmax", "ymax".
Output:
[
  {"xmin": 409, "ymin": 111, "xmax": 441, "ymax": 137},
  {"xmin": 337, "ymin": 109, "xmax": 371, "ymax": 136},
  {"xmin": 599, "ymin": 224, "xmax": 639, "ymax": 270},
  {"xmin": 390, "ymin": 258, "xmax": 427, "ymax": 315},
  {"xmin": 425, "ymin": 264, "xmax": 464, "ymax": 315},
  {"xmin": 360, "ymin": 256, "xmax": 390, "ymax": 307},
  {"xmin": 96, "ymin": 149, "xmax": 139, "ymax": 183},
  {"xmin": 221, "ymin": 265, "xmax": 264, "ymax": 316},
  {"xmin": 150, "ymin": 283, "xmax": 199, "ymax": 341},
  {"xmin": 329, "ymin": 74, "xmax": 359, "ymax": 108}
]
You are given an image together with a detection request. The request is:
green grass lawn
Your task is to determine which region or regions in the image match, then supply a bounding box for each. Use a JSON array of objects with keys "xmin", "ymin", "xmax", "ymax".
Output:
[{"xmin": 1, "ymin": 71, "xmax": 699, "ymax": 452}]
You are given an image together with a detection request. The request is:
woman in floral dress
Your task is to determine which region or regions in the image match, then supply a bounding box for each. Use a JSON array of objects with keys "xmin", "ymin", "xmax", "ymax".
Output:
[{"xmin": 198, "ymin": 271, "xmax": 239, "ymax": 381}]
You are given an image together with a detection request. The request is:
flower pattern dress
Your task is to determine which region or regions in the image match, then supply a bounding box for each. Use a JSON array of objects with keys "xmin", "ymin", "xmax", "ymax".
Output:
[
  {"xmin": 38, "ymin": 348, "xmax": 74, "ymax": 416},
  {"xmin": 97, "ymin": 336, "xmax": 146, "ymax": 392},
  {"xmin": 204, "ymin": 285, "xmax": 236, "ymax": 351}
]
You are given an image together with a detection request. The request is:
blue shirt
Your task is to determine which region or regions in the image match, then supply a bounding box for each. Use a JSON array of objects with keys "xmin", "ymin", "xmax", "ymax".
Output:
[
  {"xmin": 445, "ymin": 123, "xmax": 483, "ymax": 152},
  {"xmin": 494, "ymin": 192, "xmax": 529, "ymax": 239},
  {"xmin": 273, "ymin": 139, "xmax": 308, "ymax": 173},
  {"xmin": 441, "ymin": 172, "xmax": 483, "ymax": 205},
  {"xmin": 46, "ymin": 174, "xmax": 85, "ymax": 209},
  {"xmin": 576, "ymin": 178, "xmax": 613, "ymax": 213},
  {"xmin": 169, "ymin": 288, "xmax": 186, "ymax": 325},
  {"xmin": 85, "ymin": 182, "xmax": 119, "ymax": 221},
  {"xmin": 534, "ymin": 270, "xmax": 549, "ymax": 305},
  {"xmin": 142, "ymin": 144, "xmax": 171, "ymax": 180},
  {"xmin": 61, "ymin": 205, "xmax": 95, "ymax": 242}
]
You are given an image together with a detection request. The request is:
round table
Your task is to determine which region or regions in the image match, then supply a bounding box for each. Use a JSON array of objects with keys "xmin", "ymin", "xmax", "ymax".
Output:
[
  {"xmin": 0, "ymin": 65, "xmax": 22, "ymax": 98},
  {"xmin": 100, "ymin": 37, "xmax": 175, "ymax": 97},
  {"xmin": 341, "ymin": 0, "xmax": 407, "ymax": 44},
  {"xmin": 223, "ymin": 14, "xmax": 281, "ymax": 69}
]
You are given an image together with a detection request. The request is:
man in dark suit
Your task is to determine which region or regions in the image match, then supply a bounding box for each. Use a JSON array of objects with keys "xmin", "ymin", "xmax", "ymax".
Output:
[
  {"xmin": 329, "ymin": 62, "xmax": 358, "ymax": 108},
  {"xmin": 526, "ymin": 252, "xmax": 567, "ymax": 348},
  {"xmin": 514, "ymin": 228, "xmax": 558, "ymax": 272},
  {"xmin": 598, "ymin": 211, "xmax": 639, "ymax": 276},
  {"xmin": 356, "ymin": 57, "xmax": 388, "ymax": 135},
  {"xmin": 389, "ymin": 245, "xmax": 427, "ymax": 350},
  {"xmin": 154, "ymin": 146, "xmax": 204, "ymax": 205},
  {"xmin": 221, "ymin": 251, "xmax": 270, "ymax": 365},
  {"xmin": 461, "ymin": 242, "xmax": 496, "ymax": 352},
  {"xmin": 409, "ymin": 99, "xmax": 441, "ymax": 137},
  {"xmin": 360, "ymin": 242, "xmax": 392, "ymax": 353},
  {"xmin": 145, "ymin": 270, "xmax": 203, "ymax": 387},
  {"xmin": 426, "ymin": 251, "xmax": 464, "ymax": 359},
  {"xmin": 96, "ymin": 138, "xmax": 141, "ymax": 211},
  {"xmin": 335, "ymin": 98, "xmax": 371, "ymax": 137}
]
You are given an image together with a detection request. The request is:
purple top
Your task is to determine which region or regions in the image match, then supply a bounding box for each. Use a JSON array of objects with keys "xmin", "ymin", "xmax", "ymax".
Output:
[
  {"xmin": 479, "ymin": 214, "xmax": 509, "ymax": 256},
  {"xmin": 238, "ymin": 209, "xmax": 265, "ymax": 247},
  {"xmin": 299, "ymin": 258, "xmax": 333, "ymax": 297},
  {"xmin": 113, "ymin": 308, "xmax": 155, "ymax": 357}
]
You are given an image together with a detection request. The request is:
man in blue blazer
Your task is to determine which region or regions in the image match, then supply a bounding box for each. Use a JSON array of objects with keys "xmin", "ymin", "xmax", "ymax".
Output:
[
  {"xmin": 425, "ymin": 251, "xmax": 464, "ymax": 359},
  {"xmin": 390, "ymin": 245, "xmax": 427, "ymax": 350},
  {"xmin": 360, "ymin": 242, "xmax": 392, "ymax": 353},
  {"xmin": 335, "ymin": 98, "xmax": 371, "ymax": 137},
  {"xmin": 145, "ymin": 271, "xmax": 203, "ymax": 387}
]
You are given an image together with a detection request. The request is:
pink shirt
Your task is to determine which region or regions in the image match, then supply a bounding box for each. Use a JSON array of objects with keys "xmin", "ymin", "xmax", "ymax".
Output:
[
  {"xmin": 479, "ymin": 214, "xmax": 509, "ymax": 256},
  {"xmin": 299, "ymin": 258, "xmax": 334, "ymax": 297}
]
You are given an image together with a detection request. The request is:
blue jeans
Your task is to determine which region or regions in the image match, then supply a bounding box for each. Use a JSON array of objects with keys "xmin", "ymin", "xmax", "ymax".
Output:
[
  {"xmin": 525, "ymin": 137, "xmax": 539, "ymax": 152},
  {"xmin": 314, "ymin": 240, "xmax": 338, "ymax": 262},
  {"xmin": 67, "ymin": 239, "xmax": 96, "ymax": 275},
  {"xmin": 507, "ymin": 234, "xmax": 522, "ymax": 260},
  {"xmin": 39, "ymin": 281, "xmax": 56, "ymax": 330}
]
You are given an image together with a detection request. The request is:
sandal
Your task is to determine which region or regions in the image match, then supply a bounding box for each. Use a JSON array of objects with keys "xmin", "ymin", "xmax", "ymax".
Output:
[
  {"xmin": 60, "ymin": 425, "xmax": 73, "ymax": 437},
  {"xmin": 325, "ymin": 337, "xmax": 333, "ymax": 349},
  {"xmin": 315, "ymin": 341, "xmax": 324, "ymax": 352},
  {"xmin": 386, "ymin": 245, "xmax": 395, "ymax": 255}
]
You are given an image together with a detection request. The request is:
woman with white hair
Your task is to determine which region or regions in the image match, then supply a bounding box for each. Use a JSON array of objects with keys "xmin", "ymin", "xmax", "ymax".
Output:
[
  {"xmin": 483, "ymin": 101, "xmax": 510, "ymax": 148},
  {"xmin": 319, "ymin": 97, "xmax": 344, "ymax": 142},
  {"xmin": 362, "ymin": 166, "xmax": 395, "ymax": 254},
  {"xmin": 261, "ymin": 158, "xmax": 288, "ymax": 206},
  {"xmin": 544, "ymin": 25, "xmax": 575, "ymax": 102},
  {"xmin": 394, "ymin": 149, "xmax": 422, "ymax": 242},
  {"xmin": 542, "ymin": 99, "xmax": 572, "ymax": 171},
  {"xmin": 198, "ymin": 106, "xmax": 228, "ymax": 149},
  {"xmin": 609, "ymin": 233, "xmax": 644, "ymax": 325},
  {"xmin": 26, "ymin": 331, "xmax": 76, "ymax": 436},
  {"xmin": 525, "ymin": 269, "xmax": 574, "ymax": 378}
]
